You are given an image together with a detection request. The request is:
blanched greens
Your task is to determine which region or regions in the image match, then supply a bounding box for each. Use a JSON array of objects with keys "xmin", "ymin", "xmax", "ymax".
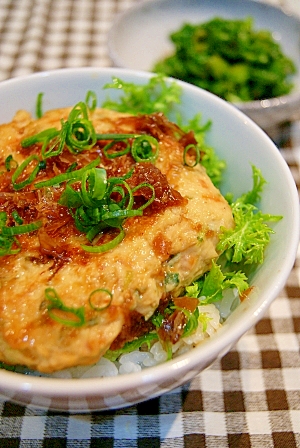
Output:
[{"xmin": 153, "ymin": 17, "xmax": 296, "ymax": 102}]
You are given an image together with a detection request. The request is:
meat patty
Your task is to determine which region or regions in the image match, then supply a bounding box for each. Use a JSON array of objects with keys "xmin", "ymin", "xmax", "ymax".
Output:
[{"xmin": 0, "ymin": 106, "xmax": 234, "ymax": 372}]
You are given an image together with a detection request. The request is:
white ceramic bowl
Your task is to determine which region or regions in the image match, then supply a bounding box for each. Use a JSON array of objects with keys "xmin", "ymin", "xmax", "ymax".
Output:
[
  {"xmin": 0, "ymin": 67, "xmax": 298, "ymax": 413},
  {"xmin": 108, "ymin": 0, "xmax": 300, "ymax": 132}
]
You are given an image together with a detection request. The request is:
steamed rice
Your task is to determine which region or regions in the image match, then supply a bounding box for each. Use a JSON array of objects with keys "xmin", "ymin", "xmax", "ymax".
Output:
[{"xmin": 35, "ymin": 303, "xmax": 221, "ymax": 379}]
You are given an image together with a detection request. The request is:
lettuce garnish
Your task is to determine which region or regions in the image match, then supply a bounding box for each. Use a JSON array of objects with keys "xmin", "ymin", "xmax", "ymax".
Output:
[
  {"xmin": 218, "ymin": 165, "xmax": 282, "ymax": 265},
  {"xmin": 103, "ymin": 74, "xmax": 226, "ymax": 186},
  {"xmin": 102, "ymin": 74, "xmax": 181, "ymax": 115},
  {"xmin": 186, "ymin": 261, "xmax": 249, "ymax": 304},
  {"xmin": 101, "ymin": 75, "xmax": 282, "ymax": 359}
]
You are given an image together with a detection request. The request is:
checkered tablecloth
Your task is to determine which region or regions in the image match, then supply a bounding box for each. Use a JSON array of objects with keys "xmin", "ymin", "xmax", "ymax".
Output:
[{"xmin": 0, "ymin": 0, "xmax": 299, "ymax": 446}]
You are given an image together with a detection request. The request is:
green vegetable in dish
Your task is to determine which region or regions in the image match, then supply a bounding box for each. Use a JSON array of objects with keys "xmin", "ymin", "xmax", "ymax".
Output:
[
  {"xmin": 0, "ymin": 75, "xmax": 282, "ymax": 371},
  {"xmin": 101, "ymin": 75, "xmax": 282, "ymax": 361},
  {"xmin": 153, "ymin": 17, "xmax": 296, "ymax": 102}
]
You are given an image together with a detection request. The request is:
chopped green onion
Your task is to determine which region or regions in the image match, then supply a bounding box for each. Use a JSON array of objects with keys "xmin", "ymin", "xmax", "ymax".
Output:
[
  {"xmin": 132, "ymin": 182, "xmax": 155, "ymax": 210},
  {"xmin": 57, "ymin": 164, "xmax": 152, "ymax": 253},
  {"xmin": 0, "ymin": 212, "xmax": 7, "ymax": 227},
  {"xmin": 0, "ymin": 235, "xmax": 21, "ymax": 256},
  {"xmin": 85, "ymin": 90, "xmax": 97, "ymax": 111},
  {"xmin": 41, "ymin": 126, "xmax": 65, "ymax": 159},
  {"xmin": 45, "ymin": 287, "xmax": 85, "ymax": 327},
  {"xmin": 81, "ymin": 226, "xmax": 125, "ymax": 253},
  {"xmin": 5, "ymin": 155, "xmax": 18, "ymax": 172},
  {"xmin": 22, "ymin": 101, "xmax": 97, "ymax": 158},
  {"xmin": 183, "ymin": 144, "xmax": 200, "ymax": 167},
  {"xmin": 66, "ymin": 162, "xmax": 78, "ymax": 173},
  {"xmin": 106, "ymin": 180, "xmax": 133, "ymax": 211},
  {"xmin": 102, "ymin": 208, "xmax": 143, "ymax": 221},
  {"xmin": 131, "ymin": 135, "xmax": 159, "ymax": 162},
  {"xmin": 35, "ymin": 156, "xmax": 100, "ymax": 188},
  {"xmin": 1, "ymin": 221, "xmax": 42, "ymax": 236},
  {"xmin": 96, "ymin": 133, "xmax": 159, "ymax": 162},
  {"xmin": 96, "ymin": 133, "xmax": 138, "ymax": 160},
  {"xmin": 58, "ymin": 183, "xmax": 82, "ymax": 208},
  {"xmin": 36, "ymin": 92, "xmax": 44, "ymax": 119},
  {"xmin": 11, "ymin": 210, "xmax": 23, "ymax": 225},
  {"xmin": 81, "ymin": 168, "xmax": 107, "ymax": 207},
  {"xmin": 85, "ymin": 222, "xmax": 106, "ymax": 242},
  {"xmin": 65, "ymin": 117, "xmax": 96, "ymax": 153},
  {"xmin": 12, "ymin": 155, "xmax": 42, "ymax": 190},
  {"xmin": 0, "ymin": 212, "xmax": 22, "ymax": 255},
  {"xmin": 22, "ymin": 128, "xmax": 59, "ymax": 148},
  {"xmin": 8, "ymin": 94, "xmax": 159, "ymax": 256},
  {"xmin": 88, "ymin": 288, "xmax": 113, "ymax": 311},
  {"xmin": 96, "ymin": 133, "xmax": 139, "ymax": 141},
  {"xmin": 102, "ymin": 140, "xmax": 131, "ymax": 159}
]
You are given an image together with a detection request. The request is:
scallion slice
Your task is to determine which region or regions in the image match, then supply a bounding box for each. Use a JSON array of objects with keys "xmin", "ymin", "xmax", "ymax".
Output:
[
  {"xmin": 88, "ymin": 288, "xmax": 113, "ymax": 311},
  {"xmin": 5, "ymin": 155, "xmax": 18, "ymax": 172},
  {"xmin": 85, "ymin": 90, "xmax": 97, "ymax": 112},
  {"xmin": 131, "ymin": 135, "xmax": 159, "ymax": 162},
  {"xmin": 132, "ymin": 182, "xmax": 155, "ymax": 210},
  {"xmin": 183, "ymin": 144, "xmax": 200, "ymax": 167},
  {"xmin": 0, "ymin": 235, "xmax": 21, "ymax": 256},
  {"xmin": 102, "ymin": 140, "xmax": 131, "ymax": 159},
  {"xmin": 81, "ymin": 226, "xmax": 125, "ymax": 253},
  {"xmin": 35, "ymin": 157, "xmax": 101, "ymax": 188},
  {"xmin": 1, "ymin": 221, "xmax": 42, "ymax": 236},
  {"xmin": 11, "ymin": 210, "xmax": 23, "ymax": 225},
  {"xmin": 12, "ymin": 155, "xmax": 42, "ymax": 190},
  {"xmin": 45, "ymin": 288, "xmax": 85, "ymax": 327},
  {"xmin": 81, "ymin": 168, "xmax": 107, "ymax": 207},
  {"xmin": 36, "ymin": 92, "xmax": 44, "ymax": 119},
  {"xmin": 21, "ymin": 128, "xmax": 60, "ymax": 149}
]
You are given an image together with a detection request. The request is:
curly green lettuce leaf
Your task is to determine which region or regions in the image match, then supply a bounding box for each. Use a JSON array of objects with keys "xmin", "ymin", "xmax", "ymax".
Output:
[
  {"xmin": 102, "ymin": 74, "xmax": 225, "ymax": 185},
  {"xmin": 102, "ymin": 74, "xmax": 181, "ymax": 115},
  {"xmin": 236, "ymin": 164, "xmax": 267, "ymax": 205},
  {"xmin": 186, "ymin": 260, "xmax": 249, "ymax": 304},
  {"xmin": 218, "ymin": 165, "xmax": 282, "ymax": 265},
  {"xmin": 104, "ymin": 332, "xmax": 158, "ymax": 362}
]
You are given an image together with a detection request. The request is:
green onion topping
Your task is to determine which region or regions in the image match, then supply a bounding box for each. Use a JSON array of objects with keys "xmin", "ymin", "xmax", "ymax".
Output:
[
  {"xmin": 0, "ymin": 211, "xmax": 41, "ymax": 255},
  {"xmin": 88, "ymin": 288, "xmax": 113, "ymax": 311},
  {"xmin": 5, "ymin": 155, "xmax": 18, "ymax": 172},
  {"xmin": 45, "ymin": 288, "xmax": 85, "ymax": 327},
  {"xmin": 35, "ymin": 157, "xmax": 100, "ymax": 188},
  {"xmin": 36, "ymin": 92, "xmax": 44, "ymax": 119},
  {"xmin": 9, "ymin": 93, "xmax": 158, "ymax": 255},
  {"xmin": 131, "ymin": 135, "xmax": 159, "ymax": 162},
  {"xmin": 11, "ymin": 154, "xmax": 43, "ymax": 190},
  {"xmin": 183, "ymin": 144, "xmax": 200, "ymax": 167},
  {"xmin": 85, "ymin": 90, "xmax": 97, "ymax": 112}
]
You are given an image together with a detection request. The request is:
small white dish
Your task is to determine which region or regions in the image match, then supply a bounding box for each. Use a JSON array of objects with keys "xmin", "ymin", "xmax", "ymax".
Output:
[
  {"xmin": 0, "ymin": 67, "xmax": 298, "ymax": 412},
  {"xmin": 108, "ymin": 0, "xmax": 300, "ymax": 130}
]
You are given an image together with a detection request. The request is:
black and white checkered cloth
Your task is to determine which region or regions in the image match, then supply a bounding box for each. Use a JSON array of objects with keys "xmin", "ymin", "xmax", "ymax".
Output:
[{"xmin": 0, "ymin": 0, "xmax": 299, "ymax": 446}]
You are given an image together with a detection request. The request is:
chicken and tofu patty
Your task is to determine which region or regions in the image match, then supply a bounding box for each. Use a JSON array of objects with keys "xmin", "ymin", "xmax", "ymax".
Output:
[{"xmin": 0, "ymin": 106, "xmax": 234, "ymax": 372}]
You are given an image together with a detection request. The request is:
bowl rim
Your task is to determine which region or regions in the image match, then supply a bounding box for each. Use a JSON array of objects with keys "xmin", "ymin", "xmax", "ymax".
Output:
[{"xmin": 0, "ymin": 66, "xmax": 298, "ymax": 401}]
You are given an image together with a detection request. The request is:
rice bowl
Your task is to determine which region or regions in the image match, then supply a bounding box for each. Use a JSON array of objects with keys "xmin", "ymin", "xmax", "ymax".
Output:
[{"xmin": 0, "ymin": 67, "xmax": 298, "ymax": 412}]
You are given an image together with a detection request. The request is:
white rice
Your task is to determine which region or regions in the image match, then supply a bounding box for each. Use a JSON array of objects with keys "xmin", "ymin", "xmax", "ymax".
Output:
[
  {"xmin": 47, "ymin": 303, "xmax": 221, "ymax": 379},
  {"xmin": 13, "ymin": 302, "xmax": 224, "ymax": 379}
]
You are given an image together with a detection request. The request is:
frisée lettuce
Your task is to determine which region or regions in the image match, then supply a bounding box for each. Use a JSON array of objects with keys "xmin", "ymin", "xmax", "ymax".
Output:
[
  {"xmin": 0, "ymin": 74, "xmax": 282, "ymax": 372},
  {"xmin": 102, "ymin": 74, "xmax": 282, "ymax": 361}
]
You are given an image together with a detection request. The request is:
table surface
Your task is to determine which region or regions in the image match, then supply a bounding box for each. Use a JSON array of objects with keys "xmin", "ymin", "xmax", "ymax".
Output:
[{"xmin": 0, "ymin": 0, "xmax": 299, "ymax": 447}]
